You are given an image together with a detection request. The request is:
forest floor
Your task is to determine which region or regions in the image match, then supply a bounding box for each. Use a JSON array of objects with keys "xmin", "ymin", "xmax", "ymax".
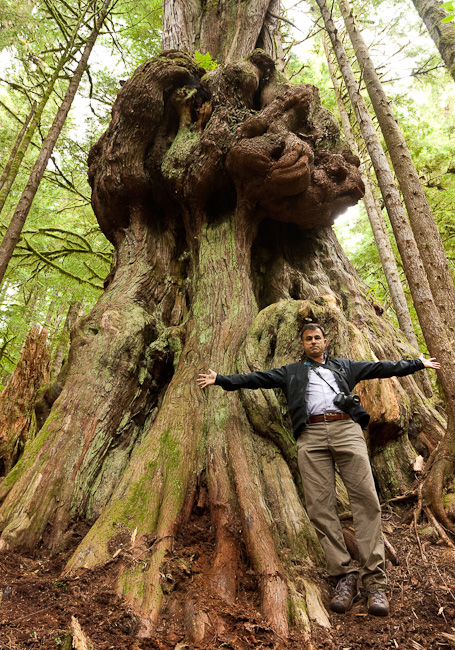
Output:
[{"xmin": 0, "ymin": 508, "xmax": 454, "ymax": 650}]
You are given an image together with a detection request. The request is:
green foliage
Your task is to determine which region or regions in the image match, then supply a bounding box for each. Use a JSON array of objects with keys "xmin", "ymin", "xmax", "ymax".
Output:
[
  {"xmin": 441, "ymin": 1, "xmax": 455, "ymax": 23},
  {"xmin": 194, "ymin": 50, "xmax": 218, "ymax": 70}
]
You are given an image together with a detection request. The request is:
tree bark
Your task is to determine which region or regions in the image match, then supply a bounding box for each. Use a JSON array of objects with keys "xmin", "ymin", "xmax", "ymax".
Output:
[
  {"xmin": 411, "ymin": 0, "xmax": 455, "ymax": 81},
  {"xmin": 338, "ymin": 0, "xmax": 455, "ymax": 343},
  {"xmin": 323, "ymin": 36, "xmax": 420, "ymax": 352},
  {"xmin": 317, "ymin": 0, "xmax": 455, "ymax": 534},
  {"xmin": 0, "ymin": 325, "xmax": 50, "ymax": 476},
  {"xmin": 0, "ymin": 0, "xmax": 112, "ymax": 284},
  {"xmin": 162, "ymin": 0, "xmax": 283, "ymax": 64},
  {"xmin": 0, "ymin": 47, "xmax": 445, "ymax": 641},
  {"xmin": 51, "ymin": 300, "xmax": 82, "ymax": 377}
]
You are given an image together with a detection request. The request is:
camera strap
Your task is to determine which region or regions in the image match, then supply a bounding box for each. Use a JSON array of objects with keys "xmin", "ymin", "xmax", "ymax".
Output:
[{"xmin": 310, "ymin": 366, "xmax": 340, "ymax": 396}]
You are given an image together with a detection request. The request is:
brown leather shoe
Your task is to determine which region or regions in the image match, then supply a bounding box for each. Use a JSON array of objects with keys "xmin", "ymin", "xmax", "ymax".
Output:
[
  {"xmin": 367, "ymin": 590, "xmax": 389, "ymax": 616},
  {"xmin": 330, "ymin": 573, "xmax": 360, "ymax": 613}
]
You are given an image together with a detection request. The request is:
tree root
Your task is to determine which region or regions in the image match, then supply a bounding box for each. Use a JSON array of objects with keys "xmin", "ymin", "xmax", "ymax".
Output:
[
  {"xmin": 424, "ymin": 506, "xmax": 455, "ymax": 550},
  {"xmin": 228, "ymin": 409, "xmax": 289, "ymax": 639}
]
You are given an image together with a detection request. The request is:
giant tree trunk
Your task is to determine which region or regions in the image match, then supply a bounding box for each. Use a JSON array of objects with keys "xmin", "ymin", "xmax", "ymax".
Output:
[
  {"xmin": 0, "ymin": 43, "xmax": 446, "ymax": 642},
  {"xmin": 162, "ymin": 0, "xmax": 284, "ymax": 65},
  {"xmin": 411, "ymin": 0, "xmax": 455, "ymax": 82}
]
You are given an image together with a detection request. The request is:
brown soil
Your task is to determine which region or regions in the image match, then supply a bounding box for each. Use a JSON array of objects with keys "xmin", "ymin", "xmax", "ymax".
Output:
[{"xmin": 0, "ymin": 509, "xmax": 454, "ymax": 650}]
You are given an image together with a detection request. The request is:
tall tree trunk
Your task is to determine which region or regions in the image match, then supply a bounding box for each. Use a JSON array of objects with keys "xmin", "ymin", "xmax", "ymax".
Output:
[
  {"xmin": 323, "ymin": 36, "xmax": 420, "ymax": 352},
  {"xmin": 0, "ymin": 101, "xmax": 37, "ymax": 192},
  {"xmin": 0, "ymin": 45, "xmax": 445, "ymax": 642},
  {"xmin": 316, "ymin": 0, "xmax": 455, "ymax": 534},
  {"xmin": 0, "ymin": 325, "xmax": 50, "ymax": 476},
  {"xmin": 338, "ymin": 0, "xmax": 455, "ymax": 342},
  {"xmin": 411, "ymin": 0, "xmax": 455, "ymax": 81},
  {"xmin": 0, "ymin": 0, "xmax": 112, "ymax": 284}
]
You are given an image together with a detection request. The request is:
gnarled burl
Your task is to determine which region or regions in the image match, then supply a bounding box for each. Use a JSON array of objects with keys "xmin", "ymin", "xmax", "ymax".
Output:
[{"xmin": 0, "ymin": 51, "xmax": 444, "ymax": 640}]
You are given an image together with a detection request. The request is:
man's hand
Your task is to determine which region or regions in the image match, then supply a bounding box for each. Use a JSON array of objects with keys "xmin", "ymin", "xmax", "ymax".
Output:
[
  {"xmin": 197, "ymin": 369, "xmax": 217, "ymax": 389},
  {"xmin": 420, "ymin": 353, "xmax": 441, "ymax": 369}
]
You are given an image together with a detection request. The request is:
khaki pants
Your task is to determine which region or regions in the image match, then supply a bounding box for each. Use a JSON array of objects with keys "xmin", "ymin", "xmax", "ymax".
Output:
[{"xmin": 297, "ymin": 418, "xmax": 386, "ymax": 591}]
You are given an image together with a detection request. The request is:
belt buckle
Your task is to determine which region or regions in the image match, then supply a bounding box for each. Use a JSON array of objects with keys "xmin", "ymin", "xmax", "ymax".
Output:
[{"xmin": 323, "ymin": 410, "xmax": 337, "ymax": 422}]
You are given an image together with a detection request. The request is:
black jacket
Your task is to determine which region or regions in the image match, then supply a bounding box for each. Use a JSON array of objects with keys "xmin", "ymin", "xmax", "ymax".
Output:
[{"xmin": 215, "ymin": 357, "xmax": 425, "ymax": 437}]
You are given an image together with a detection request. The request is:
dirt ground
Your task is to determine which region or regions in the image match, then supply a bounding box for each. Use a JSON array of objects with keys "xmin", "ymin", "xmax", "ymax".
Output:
[{"xmin": 0, "ymin": 509, "xmax": 454, "ymax": 650}]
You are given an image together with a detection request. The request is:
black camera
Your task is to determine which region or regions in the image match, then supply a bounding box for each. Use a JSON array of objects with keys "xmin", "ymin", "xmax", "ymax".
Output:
[{"xmin": 333, "ymin": 392, "xmax": 361, "ymax": 413}]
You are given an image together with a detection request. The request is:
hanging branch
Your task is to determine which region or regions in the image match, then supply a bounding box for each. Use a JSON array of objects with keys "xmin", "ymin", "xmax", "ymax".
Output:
[{"xmin": 20, "ymin": 236, "xmax": 104, "ymax": 290}]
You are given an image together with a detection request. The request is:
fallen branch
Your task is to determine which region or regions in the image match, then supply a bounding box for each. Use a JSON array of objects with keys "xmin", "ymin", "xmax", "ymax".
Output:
[{"xmin": 383, "ymin": 533, "xmax": 399, "ymax": 565}]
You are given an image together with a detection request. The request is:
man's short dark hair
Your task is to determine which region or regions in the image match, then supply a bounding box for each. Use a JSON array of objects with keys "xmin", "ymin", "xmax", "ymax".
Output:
[{"xmin": 301, "ymin": 322, "xmax": 326, "ymax": 339}]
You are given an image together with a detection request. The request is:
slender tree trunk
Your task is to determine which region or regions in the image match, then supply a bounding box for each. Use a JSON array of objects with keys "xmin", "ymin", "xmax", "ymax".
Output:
[
  {"xmin": 316, "ymin": 0, "xmax": 455, "ymax": 532},
  {"xmin": 411, "ymin": 0, "xmax": 455, "ymax": 81},
  {"xmin": 338, "ymin": 0, "xmax": 455, "ymax": 342},
  {"xmin": 0, "ymin": 102, "xmax": 37, "ymax": 192},
  {"xmin": 323, "ymin": 37, "xmax": 420, "ymax": 351},
  {"xmin": 0, "ymin": 0, "xmax": 112, "ymax": 285}
]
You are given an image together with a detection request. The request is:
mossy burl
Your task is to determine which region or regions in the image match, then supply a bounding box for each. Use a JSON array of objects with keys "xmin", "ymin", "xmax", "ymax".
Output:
[{"xmin": 161, "ymin": 126, "xmax": 200, "ymax": 181}]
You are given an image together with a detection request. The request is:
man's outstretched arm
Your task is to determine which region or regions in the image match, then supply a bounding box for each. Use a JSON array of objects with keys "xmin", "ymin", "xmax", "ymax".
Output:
[
  {"xmin": 197, "ymin": 369, "xmax": 217, "ymax": 389},
  {"xmin": 197, "ymin": 366, "xmax": 287, "ymax": 391},
  {"xmin": 347, "ymin": 353, "xmax": 441, "ymax": 385}
]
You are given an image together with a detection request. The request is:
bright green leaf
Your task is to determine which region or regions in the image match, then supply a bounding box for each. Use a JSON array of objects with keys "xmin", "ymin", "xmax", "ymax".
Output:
[{"xmin": 194, "ymin": 50, "xmax": 218, "ymax": 70}]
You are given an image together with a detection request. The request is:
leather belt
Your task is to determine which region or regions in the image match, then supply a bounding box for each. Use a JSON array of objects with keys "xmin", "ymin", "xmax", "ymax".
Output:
[{"xmin": 308, "ymin": 412, "xmax": 351, "ymax": 424}]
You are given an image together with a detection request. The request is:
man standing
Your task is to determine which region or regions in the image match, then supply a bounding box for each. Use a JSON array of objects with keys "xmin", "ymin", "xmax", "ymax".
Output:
[{"xmin": 197, "ymin": 323, "xmax": 440, "ymax": 616}]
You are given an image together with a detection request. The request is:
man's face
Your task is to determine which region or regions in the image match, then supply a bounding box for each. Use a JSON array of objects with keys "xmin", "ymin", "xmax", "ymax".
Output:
[{"xmin": 301, "ymin": 328, "xmax": 327, "ymax": 361}]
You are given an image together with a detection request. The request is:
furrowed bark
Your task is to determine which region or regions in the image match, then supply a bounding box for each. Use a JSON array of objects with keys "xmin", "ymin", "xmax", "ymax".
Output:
[
  {"xmin": 0, "ymin": 20, "xmax": 450, "ymax": 643},
  {"xmin": 0, "ymin": 218, "xmax": 179, "ymax": 551},
  {"xmin": 162, "ymin": 0, "xmax": 282, "ymax": 64},
  {"xmin": 67, "ymin": 215, "xmax": 260, "ymax": 634},
  {"xmin": 0, "ymin": 325, "xmax": 50, "ymax": 476}
]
